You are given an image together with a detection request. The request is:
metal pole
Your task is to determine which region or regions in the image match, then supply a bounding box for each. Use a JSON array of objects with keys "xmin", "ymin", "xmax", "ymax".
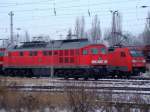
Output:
[
  {"xmin": 110, "ymin": 10, "xmax": 118, "ymax": 46},
  {"xmin": 51, "ymin": 40, "xmax": 54, "ymax": 78},
  {"xmin": 8, "ymin": 11, "xmax": 14, "ymax": 47}
]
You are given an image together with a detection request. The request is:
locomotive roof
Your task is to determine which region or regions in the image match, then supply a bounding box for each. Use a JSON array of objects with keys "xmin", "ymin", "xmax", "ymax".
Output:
[{"xmin": 8, "ymin": 38, "xmax": 92, "ymax": 51}]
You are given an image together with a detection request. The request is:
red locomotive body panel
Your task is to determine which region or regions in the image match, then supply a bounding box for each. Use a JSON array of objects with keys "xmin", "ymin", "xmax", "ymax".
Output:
[
  {"xmin": 4, "ymin": 44, "xmax": 107, "ymax": 68},
  {"xmin": 108, "ymin": 48, "xmax": 132, "ymax": 72},
  {"xmin": 107, "ymin": 47, "xmax": 146, "ymax": 75},
  {"xmin": 79, "ymin": 44, "xmax": 107, "ymax": 66}
]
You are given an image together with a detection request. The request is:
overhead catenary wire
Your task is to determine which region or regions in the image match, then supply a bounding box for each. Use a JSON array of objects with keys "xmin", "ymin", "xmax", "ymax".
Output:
[
  {"xmin": 8, "ymin": 9, "xmax": 143, "ymax": 22},
  {"xmin": 0, "ymin": 0, "xmax": 145, "ymax": 9},
  {"xmin": 0, "ymin": 0, "xmax": 148, "ymax": 38},
  {"xmin": 0, "ymin": 0, "xmax": 148, "ymax": 16}
]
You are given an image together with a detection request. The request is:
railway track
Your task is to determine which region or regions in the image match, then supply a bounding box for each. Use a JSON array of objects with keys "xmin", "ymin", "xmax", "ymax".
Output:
[
  {"xmin": 1, "ymin": 77, "xmax": 150, "ymax": 86},
  {"xmin": 1, "ymin": 76, "xmax": 150, "ymax": 85},
  {"xmin": 1, "ymin": 77, "xmax": 150, "ymax": 95},
  {"xmin": 7, "ymin": 83, "xmax": 150, "ymax": 95}
]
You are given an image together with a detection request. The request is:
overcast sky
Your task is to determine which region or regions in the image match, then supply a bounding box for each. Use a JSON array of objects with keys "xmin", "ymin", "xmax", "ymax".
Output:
[{"xmin": 0, "ymin": 0, "xmax": 150, "ymax": 40}]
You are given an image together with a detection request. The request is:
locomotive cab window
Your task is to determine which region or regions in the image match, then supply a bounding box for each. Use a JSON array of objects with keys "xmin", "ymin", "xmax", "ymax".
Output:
[
  {"xmin": 82, "ymin": 49, "xmax": 88, "ymax": 55},
  {"xmin": 43, "ymin": 51, "xmax": 52, "ymax": 56},
  {"xmin": 130, "ymin": 50, "xmax": 143, "ymax": 57},
  {"xmin": 0, "ymin": 52, "xmax": 4, "ymax": 56},
  {"xmin": 65, "ymin": 50, "xmax": 69, "ymax": 56},
  {"xmin": 43, "ymin": 51, "xmax": 48, "ymax": 56},
  {"xmin": 91, "ymin": 48, "xmax": 98, "ymax": 54},
  {"xmin": 59, "ymin": 50, "xmax": 63, "ymax": 56},
  {"xmin": 100, "ymin": 48, "xmax": 107, "ymax": 54},
  {"xmin": 30, "ymin": 51, "xmax": 37, "ymax": 56},
  {"xmin": 54, "ymin": 51, "xmax": 58, "ymax": 55},
  {"xmin": 108, "ymin": 47, "xmax": 115, "ymax": 52},
  {"xmin": 19, "ymin": 52, "xmax": 24, "ymax": 56},
  {"xmin": 65, "ymin": 57, "xmax": 69, "ymax": 63}
]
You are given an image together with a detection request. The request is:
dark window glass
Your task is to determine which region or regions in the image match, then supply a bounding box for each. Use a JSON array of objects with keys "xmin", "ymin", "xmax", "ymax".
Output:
[
  {"xmin": 54, "ymin": 51, "xmax": 58, "ymax": 55},
  {"xmin": 101, "ymin": 48, "xmax": 107, "ymax": 54},
  {"xmin": 108, "ymin": 47, "xmax": 115, "ymax": 52},
  {"xmin": 65, "ymin": 50, "xmax": 68, "ymax": 56},
  {"xmin": 19, "ymin": 52, "xmax": 24, "ymax": 56},
  {"xmin": 91, "ymin": 48, "xmax": 98, "ymax": 54},
  {"xmin": 30, "ymin": 51, "xmax": 37, "ymax": 56},
  {"xmin": 29, "ymin": 51, "xmax": 32, "ymax": 56},
  {"xmin": 43, "ymin": 51, "xmax": 52, "ymax": 56},
  {"xmin": 0, "ymin": 52, "xmax": 4, "ymax": 56},
  {"xmin": 59, "ymin": 50, "xmax": 63, "ymax": 56},
  {"xmin": 43, "ymin": 51, "xmax": 47, "ymax": 56},
  {"xmin": 33, "ymin": 51, "xmax": 37, "ymax": 56},
  {"xmin": 130, "ymin": 50, "xmax": 143, "ymax": 57},
  {"xmin": 48, "ymin": 51, "xmax": 52, "ymax": 55},
  {"xmin": 65, "ymin": 57, "xmax": 69, "ymax": 63},
  {"xmin": 82, "ymin": 50, "xmax": 88, "ymax": 55}
]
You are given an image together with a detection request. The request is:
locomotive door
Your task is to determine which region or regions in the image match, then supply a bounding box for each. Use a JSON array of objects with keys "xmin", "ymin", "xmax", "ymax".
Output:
[
  {"xmin": 75, "ymin": 49, "xmax": 80, "ymax": 65},
  {"xmin": 80, "ymin": 48, "xmax": 90, "ymax": 65},
  {"xmin": 53, "ymin": 51, "xmax": 59, "ymax": 66},
  {"xmin": 119, "ymin": 51, "xmax": 127, "ymax": 70}
]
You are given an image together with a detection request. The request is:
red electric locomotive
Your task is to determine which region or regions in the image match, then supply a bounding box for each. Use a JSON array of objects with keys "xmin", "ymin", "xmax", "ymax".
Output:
[
  {"xmin": 107, "ymin": 46, "xmax": 146, "ymax": 77},
  {"xmin": 3, "ymin": 39, "xmax": 108, "ymax": 78}
]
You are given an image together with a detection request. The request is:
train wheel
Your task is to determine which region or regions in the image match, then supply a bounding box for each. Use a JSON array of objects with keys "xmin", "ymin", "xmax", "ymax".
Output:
[
  {"xmin": 126, "ymin": 74, "xmax": 130, "ymax": 79},
  {"xmin": 94, "ymin": 77, "xmax": 98, "ymax": 80},
  {"xmin": 117, "ymin": 75, "xmax": 122, "ymax": 79},
  {"xmin": 84, "ymin": 77, "xmax": 88, "ymax": 80},
  {"xmin": 75, "ymin": 77, "xmax": 79, "ymax": 80}
]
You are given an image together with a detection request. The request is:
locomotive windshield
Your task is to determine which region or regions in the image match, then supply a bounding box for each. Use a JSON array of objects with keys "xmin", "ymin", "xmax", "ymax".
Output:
[
  {"xmin": 130, "ymin": 50, "xmax": 143, "ymax": 57},
  {"xmin": 0, "ymin": 52, "xmax": 4, "ymax": 56},
  {"xmin": 101, "ymin": 48, "xmax": 107, "ymax": 54}
]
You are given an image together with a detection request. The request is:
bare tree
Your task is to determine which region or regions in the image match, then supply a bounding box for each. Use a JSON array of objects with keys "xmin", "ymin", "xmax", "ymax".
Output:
[
  {"xmin": 80, "ymin": 16, "xmax": 85, "ymax": 39},
  {"xmin": 74, "ymin": 17, "xmax": 80, "ymax": 39},
  {"xmin": 74, "ymin": 16, "xmax": 85, "ymax": 39},
  {"xmin": 66, "ymin": 28, "xmax": 72, "ymax": 40},
  {"xmin": 25, "ymin": 30, "xmax": 30, "ymax": 42},
  {"xmin": 65, "ymin": 82, "xmax": 97, "ymax": 112},
  {"xmin": 91, "ymin": 15, "xmax": 102, "ymax": 43}
]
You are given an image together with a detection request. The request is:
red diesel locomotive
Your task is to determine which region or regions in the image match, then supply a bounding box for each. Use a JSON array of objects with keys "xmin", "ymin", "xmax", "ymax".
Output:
[{"xmin": 2, "ymin": 39, "xmax": 146, "ymax": 78}]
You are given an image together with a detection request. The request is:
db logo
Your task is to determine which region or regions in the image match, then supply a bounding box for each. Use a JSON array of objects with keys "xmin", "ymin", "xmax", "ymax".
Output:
[{"xmin": 98, "ymin": 57, "xmax": 102, "ymax": 60}]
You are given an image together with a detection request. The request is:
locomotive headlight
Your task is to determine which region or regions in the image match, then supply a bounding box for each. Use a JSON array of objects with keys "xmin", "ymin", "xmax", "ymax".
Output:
[
  {"xmin": 132, "ymin": 60, "xmax": 137, "ymax": 63},
  {"xmin": 142, "ymin": 59, "xmax": 146, "ymax": 63},
  {"xmin": 104, "ymin": 60, "xmax": 108, "ymax": 64}
]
